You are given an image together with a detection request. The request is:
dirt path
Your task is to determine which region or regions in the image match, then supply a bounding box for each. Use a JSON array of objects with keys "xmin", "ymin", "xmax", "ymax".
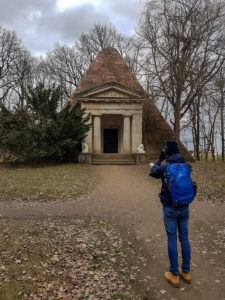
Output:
[{"xmin": 1, "ymin": 165, "xmax": 225, "ymax": 300}]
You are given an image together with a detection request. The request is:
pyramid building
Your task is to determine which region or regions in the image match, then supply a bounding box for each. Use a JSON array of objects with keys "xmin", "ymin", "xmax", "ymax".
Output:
[{"xmin": 68, "ymin": 47, "xmax": 193, "ymax": 164}]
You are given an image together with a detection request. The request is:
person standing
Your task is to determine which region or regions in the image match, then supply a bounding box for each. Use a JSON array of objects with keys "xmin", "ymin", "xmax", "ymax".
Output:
[{"xmin": 150, "ymin": 140, "xmax": 196, "ymax": 287}]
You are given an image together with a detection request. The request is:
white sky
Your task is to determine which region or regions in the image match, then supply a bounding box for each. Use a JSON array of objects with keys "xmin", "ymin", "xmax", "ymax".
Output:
[
  {"xmin": 0, "ymin": 0, "xmax": 144, "ymax": 56},
  {"xmin": 57, "ymin": 0, "xmax": 100, "ymax": 12}
]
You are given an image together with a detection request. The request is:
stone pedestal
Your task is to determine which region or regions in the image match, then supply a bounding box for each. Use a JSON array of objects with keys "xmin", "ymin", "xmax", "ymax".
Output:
[
  {"xmin": 136, "ymin": 153, "xmax": 148, "ymax": 164},
  {"xmin": 79, "ymin": 153, "xmax": 92, "ymax": 164}
]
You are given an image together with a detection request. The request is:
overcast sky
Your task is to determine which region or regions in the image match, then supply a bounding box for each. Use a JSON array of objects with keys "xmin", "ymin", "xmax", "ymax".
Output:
[{"xmin": 0, "ymin": 0, "xmax": 144, "ymax": 56}]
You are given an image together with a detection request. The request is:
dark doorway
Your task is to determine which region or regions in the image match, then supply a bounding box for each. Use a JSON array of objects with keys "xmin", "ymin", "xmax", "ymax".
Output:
[{"xmin": 104, "ymin": 129, "xmax": 118, "ymax": 153}]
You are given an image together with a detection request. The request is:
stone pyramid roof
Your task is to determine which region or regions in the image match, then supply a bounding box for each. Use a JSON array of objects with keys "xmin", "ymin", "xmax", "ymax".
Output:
[{"xmin": 73, "ymin": 47, "xmax": 145, "ymax": 95}]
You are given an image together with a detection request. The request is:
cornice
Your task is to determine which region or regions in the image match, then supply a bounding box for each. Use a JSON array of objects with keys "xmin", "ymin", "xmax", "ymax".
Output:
[{"xmin": 79, "ymin": 98, "xmax": 144, "ymax": 103}]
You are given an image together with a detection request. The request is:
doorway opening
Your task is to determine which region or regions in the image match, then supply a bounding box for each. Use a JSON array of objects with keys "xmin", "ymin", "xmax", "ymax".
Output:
[{"xmin": 103, "ymin": 129, "xmax": 118, "ymax": 153}]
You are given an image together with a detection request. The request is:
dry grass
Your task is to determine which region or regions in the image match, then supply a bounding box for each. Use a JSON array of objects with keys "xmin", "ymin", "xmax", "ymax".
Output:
[
  {"xmin": 0, "ymin": 164, "xmax": 95, "ymax": 204},
  {"xmin": 192, "ymin": 161, "xmax": 225, "ymax": 203}
]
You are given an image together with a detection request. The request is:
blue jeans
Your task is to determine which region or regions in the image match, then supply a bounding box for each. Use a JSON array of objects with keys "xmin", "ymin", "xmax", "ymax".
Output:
[{"xmin": 163, "ymin": 206, "xmax": 191, "ymax": 275}]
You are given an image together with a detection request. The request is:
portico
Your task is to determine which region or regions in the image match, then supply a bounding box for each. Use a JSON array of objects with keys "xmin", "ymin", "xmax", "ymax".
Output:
[
  {"xmin": 77, "ymin": 83, "xmax": 144, "ymax": 159},
  {"xmin": 91, "ymin": 113, "xmax": 132, "ymax": 154}
]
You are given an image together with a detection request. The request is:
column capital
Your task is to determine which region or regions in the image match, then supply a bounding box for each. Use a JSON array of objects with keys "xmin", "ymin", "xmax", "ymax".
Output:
[{"xmin": 123, "ymin": 114, "xmax": 132, "ymax": 118}]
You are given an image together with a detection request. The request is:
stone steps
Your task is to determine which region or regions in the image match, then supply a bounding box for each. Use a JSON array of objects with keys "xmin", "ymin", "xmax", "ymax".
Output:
[{"xmin": 92, "ymin": 154, "xmax": 136, "ymax": 165}]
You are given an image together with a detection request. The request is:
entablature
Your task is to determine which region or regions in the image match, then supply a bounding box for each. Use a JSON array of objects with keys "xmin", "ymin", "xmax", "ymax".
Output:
[{"xmin": 74, "ymin": 82, "xmax": 145, "ymax": 103}]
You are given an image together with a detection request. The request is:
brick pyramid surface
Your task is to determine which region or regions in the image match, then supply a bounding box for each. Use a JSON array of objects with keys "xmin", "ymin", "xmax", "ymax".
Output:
[{"xmin": 73, "ymin": 47, "xmax": 145, "ymax": 95}]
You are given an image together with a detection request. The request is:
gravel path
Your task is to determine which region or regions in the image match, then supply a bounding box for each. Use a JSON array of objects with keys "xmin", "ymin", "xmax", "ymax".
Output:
[{"xmin": 1, "ymin": 164, "xmax": 225, "ymax": 300}]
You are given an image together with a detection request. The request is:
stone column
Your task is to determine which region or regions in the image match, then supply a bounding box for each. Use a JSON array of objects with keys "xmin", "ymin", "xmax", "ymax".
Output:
[
  {"xmin": 132, "ymin": 113, "xmax": 142, "ymax": 153},
  {"xmin": 93, "ymin": 115, "xmax": 101, "ymax": 153},
  {"xmin": 83, "ymin": 115, "xmax": 92, "ymax": 153},
  {"xmin": 123, "ymin": 115, "xmax": 131, "ymax": 153}
]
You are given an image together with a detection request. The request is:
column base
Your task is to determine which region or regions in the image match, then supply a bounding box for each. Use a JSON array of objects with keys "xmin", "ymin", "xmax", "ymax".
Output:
[{"xmin": 79, "ymin": 153, "xmax": 92, "ymax": 164}]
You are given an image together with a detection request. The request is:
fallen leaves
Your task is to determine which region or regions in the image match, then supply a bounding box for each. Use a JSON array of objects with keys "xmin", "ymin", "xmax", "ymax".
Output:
[
  {"xmin": 0, "ymin": 218, "xmax": 147, "ymax": 299},
  {"xmin": 194, "ymin": 220, "xmax": 225, "ymax": 255},
  {"xmin": 50, "ymin": 255, "xmax": 60, "ymax": 263}
]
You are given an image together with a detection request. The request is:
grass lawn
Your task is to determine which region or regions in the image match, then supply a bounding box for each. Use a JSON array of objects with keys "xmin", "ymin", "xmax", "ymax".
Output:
[{"xmin": 0, "ymin": 164, "xmax": 95, "ymax": 204}]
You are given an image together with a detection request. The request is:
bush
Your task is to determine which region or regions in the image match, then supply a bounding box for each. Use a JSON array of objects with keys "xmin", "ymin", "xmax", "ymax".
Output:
[{"xmin": 0, "ymin": 83, "xmax": 90, "ymax": 163}]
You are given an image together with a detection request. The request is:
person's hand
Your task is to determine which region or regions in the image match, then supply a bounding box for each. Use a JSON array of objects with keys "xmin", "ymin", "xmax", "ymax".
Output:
[
  {"xmin": 150, "ymin": 162, "xmax": 154, "ymax": 167},
  {"xmin": 159, "ymin": 148, "xmax": 166, "ymax": 162}
]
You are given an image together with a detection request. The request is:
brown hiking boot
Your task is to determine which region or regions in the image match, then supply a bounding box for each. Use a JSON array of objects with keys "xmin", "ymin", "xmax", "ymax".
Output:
[
  {"xmin": 179, "ymin": 270, "xmax": 191, "ymax": 283},
  {"xmin": 164, "ymin": 272, "xmax": 179, "ymax": 287}
]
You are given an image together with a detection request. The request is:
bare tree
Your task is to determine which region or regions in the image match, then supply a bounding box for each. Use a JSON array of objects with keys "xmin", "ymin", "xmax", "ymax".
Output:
[
  {"xmin": 78, "ymin": 23, "xmax": 118, "ymax": 63},
  {"xmin": 12, "ymin": 49, "xmax": 34, "ymax": 108},
  {"xmin": 31, "ymin": 56, "xmax": 56, "ymax": 92},
  {"xmin": 215, "ymin": 69, "xmax": 225, "ymax": 160},
  {"xmin": 200, "ymin": 92, "xmax": 221, "ymax": 160},
  {"xmin": 124, "ymin": 37, "xmax": 145, "ymax": 77},
  {"xmin": 190, "ymin": 93, "xmax": 202, "ymax": 160},
  {"xmin": 0, "ymin": 26, "xmax": 22, "ymax": 104},
  {"xmin": 11, "ymin": 54, "xmax": 54, "ymax": 108},
  {"xmin": 189, "ymin": 67, "xmax": 225, "ymax": 161},
  {"xmin": 77, "ymin": 23, "xmax": 134, "ymax": 64},
  {"xmin": 46, "ymin": 43, "xmax": 86, "ymax": 106},
  {"xmin": 138, "ymin": 0, "xmax": 225, "ymax": 139}
]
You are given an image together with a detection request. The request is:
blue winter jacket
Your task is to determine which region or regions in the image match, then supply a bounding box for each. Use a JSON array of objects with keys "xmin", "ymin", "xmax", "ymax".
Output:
[{"xmin": 149, "ymin": 153, "xmax": 192, "ymax": 207}]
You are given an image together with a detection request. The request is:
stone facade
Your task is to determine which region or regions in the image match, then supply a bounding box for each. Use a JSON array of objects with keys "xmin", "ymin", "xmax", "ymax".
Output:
[{"xmin": 76, "ymin": 84, "xmax": 144, "ymax": 157}]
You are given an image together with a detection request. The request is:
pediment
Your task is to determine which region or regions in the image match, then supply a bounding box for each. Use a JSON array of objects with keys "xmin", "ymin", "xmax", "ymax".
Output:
[
  {"xmin": 75, "ymin": 83, "xmax": 144, "ymax": 101},
  {"xmin": 91, "ymin": 88, "xmax": 131, "ymax": 98}
]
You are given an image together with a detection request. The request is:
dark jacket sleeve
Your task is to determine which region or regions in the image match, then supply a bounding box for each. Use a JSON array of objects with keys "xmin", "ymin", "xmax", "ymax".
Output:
[{"xmin": 149, "ymin": 161, "xmax": 167, "ymax": 179}]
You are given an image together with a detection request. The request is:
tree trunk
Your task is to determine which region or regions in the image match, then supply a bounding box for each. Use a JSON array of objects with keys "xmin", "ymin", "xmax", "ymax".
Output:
[
  {"xmin": 174, "ymin": 101, "xmax": 181, "ymax": 140},
  {"xmin": 204, "ymin": 137, "xmax": 208, "ymax": 160},
  {"xmin": 192, "ymin": 126, "xmax": 196, "ymax": 157},
  {"xmin": 195, "ymin": 97, "xmax": 201, "ymax": 160},
  {"xmin": 191, "ymin": 96, "xmax": 201, "ymax": 161},
  {"xmin": 211, "ymin": 130, "xmax": 215, "ymax": 161},
  {"xmin": 212, "ymin": 144, "xmax": 215, "ymax": 161},
  {"xmin": 221, "ymin": 98, "xmax": 224, "ymax": 161}
]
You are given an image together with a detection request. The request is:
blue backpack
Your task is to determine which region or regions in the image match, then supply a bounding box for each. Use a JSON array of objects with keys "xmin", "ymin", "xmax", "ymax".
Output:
[{"xmin": 164, "ymin": 163, "xmax": 194, "ymax": 205}]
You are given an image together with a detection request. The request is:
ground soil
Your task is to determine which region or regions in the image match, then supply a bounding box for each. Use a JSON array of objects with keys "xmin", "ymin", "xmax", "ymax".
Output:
[{"xmin": 1, "ymin": 164, "xmax": 225, "ymax": 300}]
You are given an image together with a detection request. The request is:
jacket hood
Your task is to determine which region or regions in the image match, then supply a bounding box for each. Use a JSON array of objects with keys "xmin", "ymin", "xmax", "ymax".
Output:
[{"xmin": 166, "ymin": 153, "xmax": 185, "ymax": 163}]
